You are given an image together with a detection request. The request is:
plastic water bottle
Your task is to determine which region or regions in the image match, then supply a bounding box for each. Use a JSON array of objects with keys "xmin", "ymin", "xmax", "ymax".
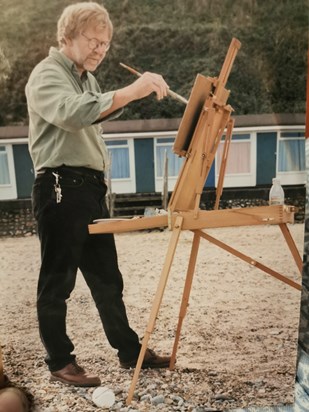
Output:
[{"xmin": 269, "ymin": 178, "xmax": 285, "ymax": 205}]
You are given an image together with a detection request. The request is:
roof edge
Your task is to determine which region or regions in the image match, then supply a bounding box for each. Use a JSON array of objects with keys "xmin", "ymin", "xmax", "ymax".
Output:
[{"xmin": 0, "ymin": 113, "xmax": 305, "ymax": 139}]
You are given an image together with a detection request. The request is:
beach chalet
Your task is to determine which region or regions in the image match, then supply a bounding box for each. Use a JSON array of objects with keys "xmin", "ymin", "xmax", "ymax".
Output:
[
  {"xmin": 0, "ymin": 113, "xmax": 305, "ymax": 198},
  {"xmin": 0, "ymin": 113, "xmax": 306, "ymax": 235}
]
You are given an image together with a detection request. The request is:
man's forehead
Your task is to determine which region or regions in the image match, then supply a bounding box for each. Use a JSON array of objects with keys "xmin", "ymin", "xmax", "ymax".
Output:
[{"xmin": 84, "ymin": 25, "xmax": 111, "ymax": 40}]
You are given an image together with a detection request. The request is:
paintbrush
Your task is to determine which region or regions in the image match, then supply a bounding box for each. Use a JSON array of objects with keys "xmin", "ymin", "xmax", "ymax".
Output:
[{"xmin": 120, "ymin": 62, "xmax": 188, "ymax": 105}]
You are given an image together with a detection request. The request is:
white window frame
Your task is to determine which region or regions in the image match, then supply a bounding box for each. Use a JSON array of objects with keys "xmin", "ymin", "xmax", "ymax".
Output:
[
  {"xmin": 104, "ymin": 137, "xmax": 136, "ymax": 194},
  {"xmin": 0, "ymin": 144, "xmax": 17, "ymax": 200},
  {"xmin": 154, "ymin": 135, "xmax": 183, "ymax": 193},
  {"xmin": 215, "ymin": 132, "xmax": 256, "ymax": 188},
  {"xmin": 276, "ymin": 130, "xmax": 306, "ymax": 185}
]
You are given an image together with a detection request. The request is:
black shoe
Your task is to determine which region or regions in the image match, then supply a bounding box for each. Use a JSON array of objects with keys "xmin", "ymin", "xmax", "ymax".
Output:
[{"xmin": 120, "ymin": 348, "xmax": 171, "ymax": 369}]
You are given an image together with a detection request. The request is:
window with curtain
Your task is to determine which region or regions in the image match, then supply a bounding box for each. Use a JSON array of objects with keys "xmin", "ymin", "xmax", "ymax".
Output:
[
  {"xmin": 155, "ymin": 137, "xmax": 183, "ymax": 177},
  {"xmin": 278, "ymin": 132, "xmax": 305, "ymax": 172},
  {"xmin": 216, "ymin": 134, "xmax": 251, "ymax": 175},
  {"xmin": 105, "ymin": 140, "xmax": 130, "ymax": 179},
  {"xmin": 0, "ymin": 146, "xmax": 10, "ymax": 185}
]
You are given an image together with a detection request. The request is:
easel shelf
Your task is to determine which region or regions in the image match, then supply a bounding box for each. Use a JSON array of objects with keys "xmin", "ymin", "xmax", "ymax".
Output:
[{"xmin": 89, "ymin": 205, "xmax": 297, "ymax": 234}]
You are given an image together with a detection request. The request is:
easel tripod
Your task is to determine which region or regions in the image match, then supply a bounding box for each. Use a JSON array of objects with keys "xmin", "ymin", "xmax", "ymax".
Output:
[{"xmin": 89, "ymin": 38, "xmax": 302, "ymax": 405}]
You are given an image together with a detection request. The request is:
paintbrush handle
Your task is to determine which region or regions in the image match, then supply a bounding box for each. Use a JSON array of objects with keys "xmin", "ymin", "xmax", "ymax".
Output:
[
  {"xmin": 166, "ymin": 89, "xmax": 188, "ymax": 105},
  {"xmin": 120, "ymin": 62, "xmax": 188, "ymax": 105}
]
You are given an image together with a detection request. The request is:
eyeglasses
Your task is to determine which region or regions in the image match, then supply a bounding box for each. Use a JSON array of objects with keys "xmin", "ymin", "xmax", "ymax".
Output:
[{"xmin": 81, "ymin": 33, "xmax": 110, "ymax": 52}]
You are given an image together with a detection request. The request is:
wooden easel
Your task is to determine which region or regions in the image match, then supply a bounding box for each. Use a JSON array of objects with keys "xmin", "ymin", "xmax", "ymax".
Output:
[{"xmin": 89, "ymin": 38, "xmax": 302, "ymax": 405}]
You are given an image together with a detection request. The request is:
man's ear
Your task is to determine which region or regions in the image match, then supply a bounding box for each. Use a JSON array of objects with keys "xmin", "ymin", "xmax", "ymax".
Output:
[{"xmin": 62, "ymin": 36, "xmax": 72, "ymax": 47}]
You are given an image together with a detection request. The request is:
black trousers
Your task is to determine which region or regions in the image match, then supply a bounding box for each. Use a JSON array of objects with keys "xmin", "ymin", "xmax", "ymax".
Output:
[{"xmin": 32, "ymin": 166, "xmax": 141, "ymax": 371}]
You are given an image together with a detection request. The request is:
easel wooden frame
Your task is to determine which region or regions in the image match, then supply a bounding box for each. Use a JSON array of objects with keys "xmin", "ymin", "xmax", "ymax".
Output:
[{"xmin": 88, "ymin": 38, "xmax": 302, "ymax": 405}]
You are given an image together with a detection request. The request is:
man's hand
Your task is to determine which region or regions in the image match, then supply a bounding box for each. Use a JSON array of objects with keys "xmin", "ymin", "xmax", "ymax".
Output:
[
  {"xmin": 99, "ymin": 71, "xmax": 169, "ymax": 119},
  {"xmin": 129, "ymin": 71, "xmax": 169, "ymax": 101}
]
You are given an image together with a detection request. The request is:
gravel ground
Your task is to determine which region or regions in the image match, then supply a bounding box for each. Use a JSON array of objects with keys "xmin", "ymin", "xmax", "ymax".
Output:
[{"xmin": 0, "ymin": 223, "xmax": 304, "ymax": 411}]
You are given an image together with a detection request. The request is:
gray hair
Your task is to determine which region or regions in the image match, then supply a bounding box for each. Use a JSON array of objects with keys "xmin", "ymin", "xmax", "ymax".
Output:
[{"xmin": 57, "ymin": 2, "xmax": 113, "ymax": 46}]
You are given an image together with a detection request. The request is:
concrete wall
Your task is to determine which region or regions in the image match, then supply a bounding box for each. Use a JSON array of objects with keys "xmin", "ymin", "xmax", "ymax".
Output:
[
  {"xmin": 0, "ymin": 199, "xmax": 36, "ymax": 237},
  {"xmin": 0, "ymin": 186, "xmax": 305, "ymax": 237}
]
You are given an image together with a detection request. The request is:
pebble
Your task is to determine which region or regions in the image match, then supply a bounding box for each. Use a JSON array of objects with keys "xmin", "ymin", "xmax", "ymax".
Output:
[{"xmin": 151, "ymin": 394, "xmax": 165, "ymax": 405}]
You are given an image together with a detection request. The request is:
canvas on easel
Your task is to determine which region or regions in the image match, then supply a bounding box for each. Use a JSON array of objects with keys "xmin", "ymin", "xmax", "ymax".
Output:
[{"xmin": 88, "ymin": 37, "xmax": 302, "ymax": 406}]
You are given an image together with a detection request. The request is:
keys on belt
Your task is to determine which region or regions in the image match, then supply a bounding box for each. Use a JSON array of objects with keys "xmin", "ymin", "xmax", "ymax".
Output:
[
  {"xmin": 52, "ymin": 172, "xmax": 62, "ymax": 204},
  {"xmin": 36, "ymin": 167, "xmax": 105, "ymax": 205}
]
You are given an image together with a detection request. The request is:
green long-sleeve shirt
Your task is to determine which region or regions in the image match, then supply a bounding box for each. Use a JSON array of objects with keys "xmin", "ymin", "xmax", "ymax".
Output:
[{"xmin": 25, "ymin": 47, "xmax": 122, "ymax": 172}]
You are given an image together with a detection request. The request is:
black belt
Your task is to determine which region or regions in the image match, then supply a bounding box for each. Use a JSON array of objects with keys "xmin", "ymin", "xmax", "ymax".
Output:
[{"xmin": 37, "ymin": 165, "xmax": 104, "ymax": 180}]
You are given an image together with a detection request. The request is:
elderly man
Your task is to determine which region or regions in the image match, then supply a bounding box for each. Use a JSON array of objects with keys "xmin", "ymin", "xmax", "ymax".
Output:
[{"xmin": 25, "ymin": 1, "xmax": 171, "ymax": 387}]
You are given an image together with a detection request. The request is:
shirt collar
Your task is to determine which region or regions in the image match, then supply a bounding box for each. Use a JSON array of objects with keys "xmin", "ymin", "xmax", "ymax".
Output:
[{"xmin": 49, "ymin": 47, "xmax": 89, "ymax": 83}]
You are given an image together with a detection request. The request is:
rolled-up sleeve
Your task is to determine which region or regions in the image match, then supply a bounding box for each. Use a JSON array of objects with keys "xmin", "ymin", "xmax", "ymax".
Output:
[{"xmin": 26, "ymin": 66, "xmax": 122, "ymax": 132}]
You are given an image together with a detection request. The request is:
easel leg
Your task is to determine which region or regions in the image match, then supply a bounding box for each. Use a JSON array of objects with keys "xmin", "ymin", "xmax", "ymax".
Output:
[
  {"xmin": 197, "ymin": 229, "xmax": 302, "ymax": 290},
  {"xmin": 279, "ymin": 223, "xmax": 303, "ymax": 275},
  {"xmin": 214, "ymin": 118, "xmax": 234, "ymax": 210},
  {"xmin": 170, "ymin": 231, "xmax": 201, "ymax": 369},
  {"xmin": 126, "ymin": 216, "xmax": 183, "ymax": 405}
]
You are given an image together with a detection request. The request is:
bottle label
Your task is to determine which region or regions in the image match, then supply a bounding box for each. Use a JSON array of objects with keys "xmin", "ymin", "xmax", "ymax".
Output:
[{"xmin": 269, "ymin": 197, "xmax": 284, "ymax": 205}]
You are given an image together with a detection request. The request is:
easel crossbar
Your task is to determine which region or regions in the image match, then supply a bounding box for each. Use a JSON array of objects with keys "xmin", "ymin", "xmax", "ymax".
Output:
[
  {"xmin": 88, "ymin": 205, "xmax": 296, "ymax": 235},
  {"xmin": 195, "ymin": 228, "xmax": 302, "ymax": 290}
]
